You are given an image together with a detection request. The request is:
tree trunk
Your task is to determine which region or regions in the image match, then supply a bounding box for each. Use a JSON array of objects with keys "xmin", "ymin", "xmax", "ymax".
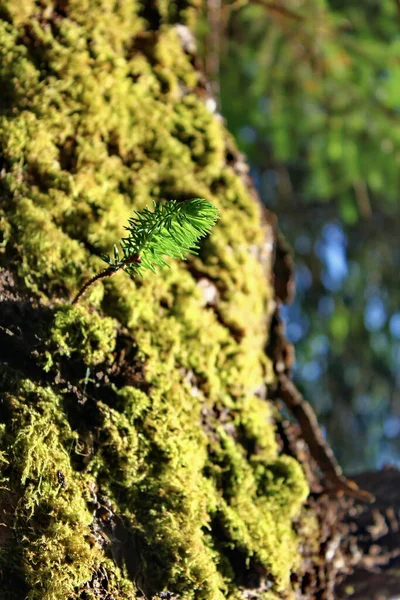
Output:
[
  {"xmin": 336, "ymin": 467, "xmax": 400, "ymax": 600},
  {"xmin": 0, "ymin": 2, "xmax": 399, "ymax": 599}
]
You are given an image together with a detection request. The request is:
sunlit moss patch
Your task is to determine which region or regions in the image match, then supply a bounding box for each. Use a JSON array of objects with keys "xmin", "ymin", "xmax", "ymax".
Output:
[{"xmin": 0, "ymin": 1, "xmax": 308, "ymax": 598}]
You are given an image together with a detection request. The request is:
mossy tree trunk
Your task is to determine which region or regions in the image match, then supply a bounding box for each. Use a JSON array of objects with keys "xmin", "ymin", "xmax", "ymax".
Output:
[{"xmin": 0, "ymin": 2, "xmax": 399, "ymax": 600}]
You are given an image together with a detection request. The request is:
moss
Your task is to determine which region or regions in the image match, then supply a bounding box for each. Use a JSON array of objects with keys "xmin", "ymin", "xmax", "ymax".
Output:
[
  {"xmin": 0, "ymin": 379, "xmax": 135, "ymax": 599},
  {"xmin": 0, "ymin": 1, "xmax": 309, "ymax": 599},
  {"xmin": 205, "ymin": 431, "xmax": 308, "ymax": 592},
  {"xmin": 48, "ymin": 305, "xmax": 117, "ymax": 366}
]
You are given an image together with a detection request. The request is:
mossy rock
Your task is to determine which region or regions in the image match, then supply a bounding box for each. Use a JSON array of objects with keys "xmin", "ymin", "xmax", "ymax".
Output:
[{"xmin": 0, "ymin": 1, "xmax": 308, "ymax": 599}]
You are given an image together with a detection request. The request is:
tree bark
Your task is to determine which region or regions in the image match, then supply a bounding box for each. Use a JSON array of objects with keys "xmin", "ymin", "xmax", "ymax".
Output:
[
  {"xmin": 0, "ymin": 2, "xmax": 399, "ymax": 599},
  {"xmin": 337, "ymin": 467, "xmax": 400, "ymax": 600}
]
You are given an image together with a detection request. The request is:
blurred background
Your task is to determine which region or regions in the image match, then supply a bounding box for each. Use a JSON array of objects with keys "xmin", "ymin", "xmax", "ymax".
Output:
[{"xmin": 198, "ymin": 0, "xmax": 400, "ymax": 473}]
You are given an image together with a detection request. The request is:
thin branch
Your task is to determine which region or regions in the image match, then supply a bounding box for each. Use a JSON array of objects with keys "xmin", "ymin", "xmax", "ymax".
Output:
[
  {"xmin": 206, "ymin": 0, "xmax": 222, "ymax": 97},
  {"xmin": 277, "ymin": 373, "xmax": 375, "ymax": 503},
  {"xmin": 236, "ymin": 0, "xmax": 304, "ymax": 21},
  {"xmin": 71, "ymin": 255, "xmax": 141, "ymax": 305},
  {"xmin": 353, "ymin": 180, "xmax": 372, "ymax": 219}
]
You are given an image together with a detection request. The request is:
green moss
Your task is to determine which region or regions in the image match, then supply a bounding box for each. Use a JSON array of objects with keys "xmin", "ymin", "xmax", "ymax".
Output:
[
  {"xmin": 2, "ymin": 377, "xmax": 138, "ymax": 599},
  {"xmin": 49, "ymin": 305, "xmax": 116, "ymax": 366},
  {"xmin": 0, "ymin": 379, "xmax": 135, "ymax": 599},
  {"xmin": 205, "ymin": 431, "xmax": 308, "ymax": 591},
  {"xmin": 0, "ymin": 1, "xmax": 309, "ymax": 598}
]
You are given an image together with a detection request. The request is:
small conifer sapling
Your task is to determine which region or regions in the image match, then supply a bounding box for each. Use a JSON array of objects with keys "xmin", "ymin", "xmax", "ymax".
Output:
[{"xmin": 71, "ymin": 198, "xmax": 219, "ymax": 304}]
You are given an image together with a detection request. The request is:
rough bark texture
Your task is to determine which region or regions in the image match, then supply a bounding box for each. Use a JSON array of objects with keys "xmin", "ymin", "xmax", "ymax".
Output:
[
  {"xmin": 336, "ymin": 467, "xmax": 400, "ymax": 599},
  {"xmin": 0, "ymin": 2, "xmax": 308, "ymax": 598},
  {"xmin": 0, "ymin": 2, "xmax": 399, "ymax": 600}
]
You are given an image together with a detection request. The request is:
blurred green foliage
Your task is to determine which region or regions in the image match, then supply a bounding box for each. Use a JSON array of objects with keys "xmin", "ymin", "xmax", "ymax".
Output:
[
  {"xmin": 221, "ymin": 0, "xmax": 400, "ymax": 208},
  {"xmin": 212, "ymin": 0, "xmax": 400, "ymax": 471}
]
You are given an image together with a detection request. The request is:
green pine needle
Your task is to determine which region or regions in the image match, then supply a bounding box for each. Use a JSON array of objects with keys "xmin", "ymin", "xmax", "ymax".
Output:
[
  {"xmin": 103, "ymin": 198, "xmax": 219, "ymax": 276},
  {"xmin": 72, "ymin": 198, "xmax": 219, "ymax": 304}
]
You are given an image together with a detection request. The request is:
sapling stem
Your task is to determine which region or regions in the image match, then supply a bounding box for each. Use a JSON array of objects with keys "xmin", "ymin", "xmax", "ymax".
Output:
[{"xmin": 72, "ymin": 254, "xmax": 141, "ymax": 304}]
